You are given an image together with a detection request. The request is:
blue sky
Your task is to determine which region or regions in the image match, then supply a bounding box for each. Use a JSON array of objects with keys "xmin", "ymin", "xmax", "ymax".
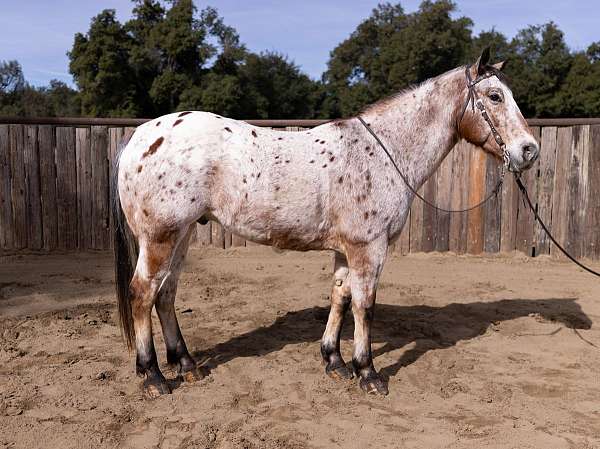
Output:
[{"xmin": 1, "ymin": 0, "xmax": 598, "ymax": 87}]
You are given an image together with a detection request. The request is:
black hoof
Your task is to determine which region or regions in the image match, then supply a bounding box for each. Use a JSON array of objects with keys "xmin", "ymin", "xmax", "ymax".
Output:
[
  {"xmin": 359, "ymin": 373, "xmax": 388, "ymax": 396},
  {"xmin": 143, "ymin": 376, "xmax": 171, "ymax": 399},
  {"xmin": 325, "ymin": 361, "xmax": 354, "ymax": 381}
]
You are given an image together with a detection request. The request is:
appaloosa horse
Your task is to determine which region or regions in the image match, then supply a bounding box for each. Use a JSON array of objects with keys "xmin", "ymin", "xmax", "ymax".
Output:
[{"xmin": 113, "ymin": 49, "xmax": 539, "ymax": 398}]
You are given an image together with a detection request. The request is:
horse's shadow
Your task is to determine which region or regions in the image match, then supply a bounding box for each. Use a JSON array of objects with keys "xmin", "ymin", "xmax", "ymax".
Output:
[{"xmin": 191, "ymin": 297, "xmax": 592, "ymax": 379}]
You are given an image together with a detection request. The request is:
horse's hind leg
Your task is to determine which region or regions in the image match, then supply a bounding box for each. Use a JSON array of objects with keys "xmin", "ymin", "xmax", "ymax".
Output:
[
  {"xmin": 155, "ymin": 227, "xmax": 204, "ymax": 383},
  {"xmin": 321, "ymin": 251, "xmax": 353, "ymax": 380},
  {"xmin": 131, "ymin": 230, "xmax": 184, "ymax": 398}
]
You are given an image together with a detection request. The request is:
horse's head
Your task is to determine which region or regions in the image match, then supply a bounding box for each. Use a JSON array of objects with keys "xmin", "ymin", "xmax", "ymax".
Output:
[{"xmin": 457, "ymin": 48, "xmax": 539, "ymax": 172}]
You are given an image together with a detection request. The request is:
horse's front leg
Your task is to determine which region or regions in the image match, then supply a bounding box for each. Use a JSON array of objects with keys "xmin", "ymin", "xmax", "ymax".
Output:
[
  {"xmin": 321, "ymin": 251, "xmax": 353, "ymax": 380},
  {"xmin": 347, "ymin": 238, "xmax": 389, "ymax": 395}
]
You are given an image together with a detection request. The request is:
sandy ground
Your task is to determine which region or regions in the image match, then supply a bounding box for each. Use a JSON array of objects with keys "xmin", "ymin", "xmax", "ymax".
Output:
[{"xmin": 1, "ymin": 247, "xmax": 600, "ymax": 449}]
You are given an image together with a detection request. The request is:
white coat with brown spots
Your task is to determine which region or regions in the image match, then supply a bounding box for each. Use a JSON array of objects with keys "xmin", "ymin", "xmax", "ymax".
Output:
[{"xmin": 113, "ymin": 50, "xmax": 539, "ymax": 398}]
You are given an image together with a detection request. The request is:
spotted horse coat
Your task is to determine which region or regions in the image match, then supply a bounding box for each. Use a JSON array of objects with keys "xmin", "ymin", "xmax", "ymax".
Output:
[{"xmin": 113, "ymin": 50, "xmax": 539, "ymax": 398}]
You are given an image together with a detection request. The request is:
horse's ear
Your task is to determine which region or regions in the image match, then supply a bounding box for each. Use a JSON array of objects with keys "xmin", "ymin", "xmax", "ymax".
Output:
[
  {"xmin": 491, "ymin": 60, "xmax": 507, "ymax": 71},
  {"xmin": 476, "ymin": 47, "xmax": 491, "ymax": 75}
]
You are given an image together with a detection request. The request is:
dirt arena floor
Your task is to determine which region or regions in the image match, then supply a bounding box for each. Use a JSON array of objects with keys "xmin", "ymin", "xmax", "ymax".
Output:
[{"xmin": 2, "ymin": 247, "xmax": 600, "ymax": 449}]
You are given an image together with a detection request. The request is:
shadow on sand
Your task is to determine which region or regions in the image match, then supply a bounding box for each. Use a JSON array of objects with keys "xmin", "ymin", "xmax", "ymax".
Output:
[{"xmin": 191, "ymin": 297, "xmax": 592, "ymax": 381}]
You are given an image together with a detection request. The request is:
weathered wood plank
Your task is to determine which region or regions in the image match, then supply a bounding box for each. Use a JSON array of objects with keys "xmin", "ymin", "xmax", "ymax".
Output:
[
  {"xmin": 500, "ymin": 162, "xmax": 519, "ymax": 253},
  {"xmin": 550, "ymin": 126, "xmax": 574, "ymax": 258},
  {"xmin": 108, "ymin": 127, "xmax": 125, "ymax": 250},
  {"xmin": 38, "ymin": 125, "xmax": 57, "ymax": 250},
  {"xmin": 55, "ymin": 127, "xmax": 78, "ymax": 250},
  {"xmin": 421, "ymin": 172, "xmax": 437, "ymax": 252},
  {"xmin": 535, "ymin": 126, "xmax": 558, "ymax": 256},
  {"xmin": 585, "ymin": 125, "xmax": 600, "ymax": 259},
  {"xmin": 396, "ymin": 211, "xmax": 410, "ymax": 255},
  {"xmin": 9, "ymin": 125, "xmax": 27, "ymax": 249},
  {"xmin": 76, "ymin": 127, "xmax": 92, "ymax": 250},
  {"xmin": 211, "ymin": 221, "xmax": 225, "ymax": 249},
  {"xmin": 448, "ymin": 141, "xmax": 470, "ymax": 253},
  {"xmin": 483, "ymin": 154, "xmax": 502, "ymax": 253},
  {"xmin": 434, "ymin": 156, "xmax": 453, "ymax": 252},
  {"xmin": 466, "ymin": 147, "xmax": 487, "ymax": 254},
  {"xmin": 192, "ymin": 222, "xmax": 212, "ymax": 247},
  {"xmin": 409, "ymin": 186, "xmax": 424, "ymax": 253},
  {"xmin": 515, "ymin": 127, "xmax": 541, "ymax": 256},
  {"xmin": 0, "ymin": 125, "xmax": 12, "ymax": 249},
  {"xmin": 565, "ymin": 125, "xmax": 589, "ymax": 259},
  {"xmin": 91, "ymin": 126, "xmax": 110, "ymax": 249},
  {"xmin": 24, "ymin": 125, "xmax": 43, "ymax": 250},
  {"xmin": 232, "ymin": 233, "xmax": 246, "ymax": 247}
]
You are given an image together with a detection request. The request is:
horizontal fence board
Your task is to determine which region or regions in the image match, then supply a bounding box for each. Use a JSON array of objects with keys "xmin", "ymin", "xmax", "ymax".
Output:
[{"xmin": 0, "ymin": 119, "xmax": 599, "ymax": 261}]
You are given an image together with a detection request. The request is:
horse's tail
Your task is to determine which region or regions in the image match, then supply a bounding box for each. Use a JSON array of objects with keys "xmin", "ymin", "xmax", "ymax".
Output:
[{"xmin": 111, "ymin": 130, "xmax": 138, "ymax": 350}]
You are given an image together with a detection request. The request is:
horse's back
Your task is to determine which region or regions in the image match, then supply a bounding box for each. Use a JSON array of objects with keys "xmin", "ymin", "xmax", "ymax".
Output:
[{"xmin": 118, "ymin": 111, "xmax": 334, "ymax": 246}]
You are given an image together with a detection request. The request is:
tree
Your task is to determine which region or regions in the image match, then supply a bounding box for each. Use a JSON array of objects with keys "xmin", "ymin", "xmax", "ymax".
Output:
[
  {"xmin": 322, "ymin": 1, "xmax": 472, "ymax": 117},
  {"xmin": 505, "ymin": 22, "xmax": 572, "ymax": 117},
  {"xmin": 69, "ymin": 10, "xmax": 138, "ymax": 116},
  {"xmin": 553, "ymin": 43, "xmax": 600, "ymax": 116}
]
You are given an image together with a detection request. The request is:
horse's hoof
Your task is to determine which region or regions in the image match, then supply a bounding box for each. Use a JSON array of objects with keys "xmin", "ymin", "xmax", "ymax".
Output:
[
  {"xmin": 180, "ymin": 366, "xmax": 206, "ymax": 383},
  {"xmin": 326, "ymin": 362, "xmax": 353, "ymax": 381},
  {"xmin": 143, "ymin": 378, "xmax": 171, "ymax": 399},
  {"xmin": 359, "ymin": 374, "xmax": 389, "ymax": 396}
]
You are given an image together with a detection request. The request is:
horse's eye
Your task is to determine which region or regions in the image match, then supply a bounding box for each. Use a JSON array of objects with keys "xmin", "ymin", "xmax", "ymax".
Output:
[{"xmin": 489, "ymin": 93, "xmax": 502, "ymax": 103}]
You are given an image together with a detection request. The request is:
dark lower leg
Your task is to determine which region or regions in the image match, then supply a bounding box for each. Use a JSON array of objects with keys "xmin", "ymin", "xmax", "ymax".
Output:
[
  {"xmin": 131, "ymin": 272, "xmax": 170, "ymax": 398},
  {"xmin": 156, "ymin": 299, "xmax": 203, "ymax": 381},
  {"xmin": 321, "ymin": 252, "xmax": 353, "ymax": 380},
  {"xmin": 321, "ymin": 293, "xmax": 352, "ymax": 379},
  {"xmin": 352, "ymin": 301, "xmax": 388, "ymax": 395}
]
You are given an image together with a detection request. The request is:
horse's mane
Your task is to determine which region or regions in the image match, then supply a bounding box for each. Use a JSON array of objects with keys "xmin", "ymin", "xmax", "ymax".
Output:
[{"xmin": 358, "ymin": 64, "xmax": 510, "ymax": 116}]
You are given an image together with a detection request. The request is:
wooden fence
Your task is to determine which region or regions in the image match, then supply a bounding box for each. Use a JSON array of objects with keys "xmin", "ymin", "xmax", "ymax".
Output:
[{"xmin": 1, "ymin": 117, "xmax": 599, "ymax": 259}]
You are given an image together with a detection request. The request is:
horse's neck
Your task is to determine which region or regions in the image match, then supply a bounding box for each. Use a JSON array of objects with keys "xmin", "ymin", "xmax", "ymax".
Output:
[{"xmin": 361, "ymin": 69, "xmax": 463, "ymax": 190}]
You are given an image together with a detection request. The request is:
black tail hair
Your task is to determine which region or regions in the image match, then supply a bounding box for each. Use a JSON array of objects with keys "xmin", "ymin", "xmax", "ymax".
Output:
[{"xmin": 111, "ymin": 129, "xmax": 138, "ymax": 349}]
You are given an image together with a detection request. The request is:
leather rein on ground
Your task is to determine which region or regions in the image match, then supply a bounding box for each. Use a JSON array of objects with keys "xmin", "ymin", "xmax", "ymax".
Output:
[{"xmin": 358, "ymin": 66, "xmax": 600, "ymax": 277}]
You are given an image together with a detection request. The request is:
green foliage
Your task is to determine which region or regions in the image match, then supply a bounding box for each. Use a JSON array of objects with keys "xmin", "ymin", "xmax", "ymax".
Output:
[
  {"xmin": 66, "ymin": 0, "xmax": 319, "ymax": 119},
  {"xmin": 322, "ymin": 1, "xmax": 473, "ymax": 117},
  {"xmin": 0, "ymin": 60, "xmax": 80, "ymax": 116},
  {"xmin": 3, "ymin": 0, "xmax": 600, "ymax": 119}
]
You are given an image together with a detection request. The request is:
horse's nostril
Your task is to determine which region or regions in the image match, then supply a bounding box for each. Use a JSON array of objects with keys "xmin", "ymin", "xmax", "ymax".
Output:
[{"xmin": 522, "ymin": 144, "xmax": 538, "ymax": 162}]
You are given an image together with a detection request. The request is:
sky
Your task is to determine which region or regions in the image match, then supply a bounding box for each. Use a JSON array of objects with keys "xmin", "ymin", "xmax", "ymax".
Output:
[{"xmin": 1, "ymin": 0, "xmax": 599, "ymax": 87}]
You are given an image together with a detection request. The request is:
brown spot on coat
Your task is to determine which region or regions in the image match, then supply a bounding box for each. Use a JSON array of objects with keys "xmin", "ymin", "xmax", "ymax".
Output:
[
  {"xmin": 224, "ymin": 127, "xmax": 232, "ymax": 133},
  {"xmin": 251, "ymin": 130, "xmax": 257, "ymax": 137},
  {"xmin": 176, "ymin": 181, "xmax": 183, "ymax": 187},
  {"xmin": 143, "ymin": 209, "xmax": 149, "ymax": 217},
  {"xmin": 137, "ymin": 165, "xmax": 143, "ymax": 173},
  {"xmin": 156, "ymin": 121, "xmax": 161, "ymax": 126},
  {"xmin": 329, "ymin": 156, "xmax": 335, "ymax": 162},
  {"xmin": 178, "ymin": 111, "xmax": 192, "ymax": 117},
  {"xmin": 338, "ymin": 176, "xmax": 343, "ymax": 184},
  {"xmin": 142, "ymin": 136, "xmax": 164, "ymax": 158},
  {"xmin": 173, "ymin": 119, "xmax": 183, "ymax": 127},
  {"xmin": 364, "ymin": 212, "xmax": 369, "ymax": 219}
]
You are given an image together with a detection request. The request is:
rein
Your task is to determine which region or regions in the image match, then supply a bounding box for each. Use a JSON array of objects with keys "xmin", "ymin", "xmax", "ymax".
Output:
[
  {"xmin": 357, "ymin": 65, "xmax": 508, "ymax": 214},
  {"xmin": 515, "ymin": 176, "xmax": 600, "ymax": 277},
  {"xmin": 357, "ymin": 67, "xmax": 600, "ymax": 277}
]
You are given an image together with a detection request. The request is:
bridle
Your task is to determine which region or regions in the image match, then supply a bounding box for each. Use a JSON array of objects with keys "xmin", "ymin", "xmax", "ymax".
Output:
[
  {"xmin": 359, "ymin": 65, "xmax": 600, "ymax": 279},
  {"xmin": 458, "ymin": 64, "xmax": 511, "ymax": 171},
  {"xmin": 357, "ymin": 64, "xmax": 510, "ymax": 214}
]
